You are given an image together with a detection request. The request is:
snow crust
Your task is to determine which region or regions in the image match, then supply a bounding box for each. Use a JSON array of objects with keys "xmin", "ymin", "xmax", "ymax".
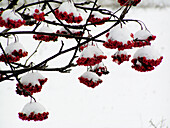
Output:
[
  {"xmin": 108, "ymin": 25, "xmax": 132, "ymax": 44},
  {"xmin": 134, "ymin": 30, "xmax": 152, "ymax": 40},
  {"xmin": 59, "ymin": 27, "xmax": 82, "ymax": 33},
  {"xmin": 21, "ymin": 102, "xmax": 46, "ymax": 115},
  {"xmin": 91, "ymin": 11, "xmax": 106, "ymax": 19},
  {"xmin": 133, "ymin": 46, "xmax": 161, "ymax": 60},
  {"xmin": 58, "ymin": 2, "xmax": 79, "ymax": 17},
  {"xmin": 20, "ymin": 72, "xmax": 45, "ymax": 86},
  {"xmin": 5, "ymin": 42, "xmax": 26, "ymax": 54},
  {"xmin": 38, "ymin": 26, "xmax": 54, "ymax": 33},
  {"xmin": 1, "ymin": 9, "xmax": 23, "ymax": 22},
  {"xmin": 81, "ymin": 71, "xmax": 101, "ymax": 82},
  {"xmin": 80, "ymin": 45, "xmax": 104, "ymax": 58}
]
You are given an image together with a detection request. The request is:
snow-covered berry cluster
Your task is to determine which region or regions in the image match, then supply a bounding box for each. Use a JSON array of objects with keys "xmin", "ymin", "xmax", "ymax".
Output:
[
  {"xmin": 33, "ymin": 26, "xmax": 58, "ymax": 42},
  {"xmin": 88, "ymin": 12, "xmax": 110, "ymax": 25},
  {"xmin": 131, "ymin": 46, "xmax": 163, "ymax": 72},
  {"xmin": 18, "ymin": 102, "xmax": 49, "ymax": 121},
  {"xmin": 78, "ymin": 71, "xmax": 103, "ymax": 88},
  {"xmin": 56, "ymin": 27, "xmax": 83, "ymax": 38},
  {"xmin": 16, "ymin": 72, "xmax": 48, "ymax": 96},
  {"xmin": 0, "ymin": 42, "xmax": 28, "ymax": 63},
  {"xmin": 111, "ymin": 50, "xmax": 131, "ymax": 65},
  {"xmin": 76, "ymin": 45, "xmax": 107, "ymax": 66},
  {"xmin": 0, "ymin": 9, "xmax": 25, "ymax": 28},
  {"xmin": 55, "ymin": 2, "xmax": 83, "ymax": 24},
  {"xmin": 103, "ymin": 26, "xmax": 134, "ymax": 51},
  {"xmin": 33, "ymin": 9, "xmax": 45, "ymax": 21},
  {"xmin": 133, "ymin": 30, "xmax": 156, "ymax": 47},
  {"xmin": 118, "ymin": 0, "xmax": 141, "ymax": 6}
]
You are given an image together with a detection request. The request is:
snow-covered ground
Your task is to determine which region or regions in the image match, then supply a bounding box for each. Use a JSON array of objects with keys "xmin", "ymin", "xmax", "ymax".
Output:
[{"xmin": 0, "ymin": 4, "xmax": 170, "ymax": 128}]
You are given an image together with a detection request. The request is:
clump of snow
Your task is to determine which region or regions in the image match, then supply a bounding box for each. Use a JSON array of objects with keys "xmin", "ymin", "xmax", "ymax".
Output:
[
  {"xmin": 133, "ymin": 46, "xmax": 161, "ymax": 60},
  {"xmin": 134, "ymin": 30, "xmax": 152, "ymax": 40},
  {"xmin": 91, "ymin": 11, "xmax": 106, "ymax": 19},
  {"xmin": 20, "ymin": 72, "xmax": 45, "ymax": 86},
  {"xmin": 21, "ymin": 102, "xmax": 47, "ymax": 115},
  {"xmin": 80, "ymin": 45, "xmax": 104, "ymax": 58},
  {"xmin": 80, "ymin": 71, "xmax": 101, "ymax": 82},
  {"xmin": 1, "ymin": 9, "xmax": 23, "ymax": 22},
  {"xmin": 58, "ymin": 2, "xmax": 79, "ymax": 17},
  {"xmin": 108, "ymin": 25, "xmax": 132, "ymax": 44},
  {"xmin": 37, "ymin": 25, "xmax": 54, "ymax": 33},
  {"xmin": 5, "ymin": 42, "xmax": 26, "ymax": 55},
  {"xmin": 59, "ymin": 27, "xmax": 82, "ymax": 34}
]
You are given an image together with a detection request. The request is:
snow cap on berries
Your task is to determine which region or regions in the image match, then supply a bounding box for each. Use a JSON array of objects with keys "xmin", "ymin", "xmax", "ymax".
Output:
[
  {"xmin": 108, "ymin": 25, "xmax": 132, "ymax": 44},
  {"xmin": 0, "ymin": 41, "xmax": 28, "ymax": 62},
  {"xmin": 77, "ymin": 45, "xmax": 107, "ymax": 66},
  {"xmin": 1, "ymin": 9, "xmax": 23, "ymax": 22},
  {"xmin": 88, "ymin": 11, "xmax": 110, "ymax": 25},
  {"xmin": 103, "ymin": 25, "xmax": 133, "ymax": 50},
  {"xmin": 78, "ymin": 71, "xmax": 103, "ymax": 88},
  {"xmin": 56, "ymin": 27, "xmax": 83, "ymax": 37},
  {"xmin": 33, "ymin": 25, "xmax": 58, "ymax": 42},
  {"xmin": 133, "ymin": 30, "xmax": 156, "ymax": 47},
  {"xmin": 20, "ymin": 72, "xmax": 47, "ymax": 86},
  {"xmin": 18, "ymin": 102, "xmax": 49, "ymax": 121},
  {"xmin": 16, "ymin": 72, "xmax": 48, "ymax": 96},
  {"xmin": 55, "ymin": 1, "xmax": 83, "ymax": 24},
  {"xmin": 5, "ymin": 41, "xmax": 27, "ymax": 55},
  {"xmin": 131, "ymin": 46, "xmax": 163, "ymax": 72},
  {"xmin": 58, "ymin": 2, "xmax": 79, "ymax": 17},
  {"xmin": 0, "ymin": 9, "xmax": 25, "ymax": 28}
]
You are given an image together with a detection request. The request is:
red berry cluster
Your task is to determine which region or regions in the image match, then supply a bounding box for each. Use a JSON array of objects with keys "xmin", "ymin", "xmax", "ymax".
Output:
[
  {"xmin": 76, "ymin": 55, "xmax": 107, "ymax": 66},
  {"xmin": 0, "ymin": 49, "xmax": 28, "ymax": 63},
  {"xmin": 56, "ymin": 30, "xmax": 83, "ymax": 38},
  {"xmin": 33, "ymin": 34, "xmax": 58, "ymax": 42},
  {"xmin": 33, "ymin": 9, "xmax": 45, "ymax": 21},
  {"xmin": 111, "ymin": 54, "xmax": 131, "ymax": 65},
  {"xmin": 103, "ymin": 39, "xmax": 133, "ymax": 51},
  {"xmin": 78, "ymin": 76, "xmax": 102, "ymax": 88},
  {"xmin": 131, "ymin": 56, "xmax": 163, "ymax": 72},
  {"xmin": 18, "ymin": 112, "xmax": 49, "ymax": 121},
  {"xmin": 88, "ymin": 15, "xmax": 109, "ymax": 25},
  {"xmin": 133, "ymin": 35, "xmax": 156, "ymax": 47},
  {"xmin": 16, "ymin": 78, "xmax": 48, "ymax": 97},
  {"xmin": 55, "ymin": 9, "xmax": 83, "ymax": 24},
  {"xmin": 0, "ymin": 17, "xmax": 25, "ymax": 28},
  {"xmin": 118, "ymin": 0, "xmax": 141, "ymax": 6}
]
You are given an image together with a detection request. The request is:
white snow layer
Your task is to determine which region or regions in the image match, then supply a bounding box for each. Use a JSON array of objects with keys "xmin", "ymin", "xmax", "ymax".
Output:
[
  {"xmin": 92, "ymin": 11, "xmax": 106, "ymax": 19},
  {"xmin": 20, "ymin": 72, "xmax": 45, "ymax": 86},
  {"xmin": 21, "ymin": 102, "xmax": 47, "ymax": 115},
  {"xmin": 108, "ymin": 25, "xmax": 132, "ymax": 44},
  {"xmin": 133, "ymin": 46, "xmax": 161, "ymax": 60},
  {"xmin": 81, "ymin": 71, "xmax": 101, "ymax": 82},
  {"xmin": 5, "ymin": 42, "xmax": 26, "ymax": 54},
  {"xmin": 58, "ymin": 2, "xmax": 80, "ymax": 17},
  {"xmin": 134, "ymin": 30, "xmax": 152, "ymax": 40},
  {"xmin": 80, "ymin": 45, "xmax": 104, "ymax": 58},
  {"xmin": 1, "ymin": 9, "xmax": 23, "ymax": 22},
  {"xmin": 38, "ymin": 26, "xmax": 54, "ymax": 33}
]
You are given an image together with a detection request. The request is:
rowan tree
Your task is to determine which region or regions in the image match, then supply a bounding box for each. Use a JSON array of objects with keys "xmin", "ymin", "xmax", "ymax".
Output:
[{"xmin": 0, "ymin": 0, "xmax": 163, "ymax": 121}]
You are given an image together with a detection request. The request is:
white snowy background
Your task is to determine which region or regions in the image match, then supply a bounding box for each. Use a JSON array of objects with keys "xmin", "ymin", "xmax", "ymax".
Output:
[{"xmin": 0, "ymin": 0, "xmax": 170, "ymax": 128}]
